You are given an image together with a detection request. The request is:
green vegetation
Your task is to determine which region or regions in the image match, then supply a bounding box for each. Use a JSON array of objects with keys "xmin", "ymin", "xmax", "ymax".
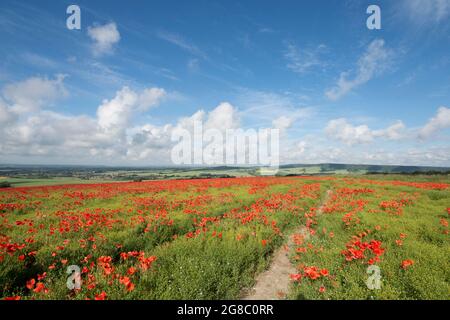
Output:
[
  {"xmin": 0, "ymin": 174, "xmax": 448, "ymax": 300},
  {"xmin": 1, "ymin": 163, "xmax": 449, "ymax": 188}
]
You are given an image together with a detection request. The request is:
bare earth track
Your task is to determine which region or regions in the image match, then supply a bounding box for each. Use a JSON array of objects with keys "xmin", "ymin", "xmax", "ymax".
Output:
[{"xmin": 242, "ymin": 190, "xmax": 332, "ymax": 300}]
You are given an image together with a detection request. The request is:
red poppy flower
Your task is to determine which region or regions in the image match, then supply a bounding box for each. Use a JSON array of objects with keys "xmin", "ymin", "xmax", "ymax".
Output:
[
  {"xmin": 119, "ymin": 276, "xmax": 135, "ymax": 292},
  {"xmin": 320, "ymin": 269, "xmax": 329, "ymax": 277},
  {"xmin": 37, "ymin": 272, "xmax": 47, "ymax": 281},
  {"xmin": 401, "ymin": 259, "xmax": 414, "ymax": 270},
  {"xmin": 33, "ymin": 282, "xmax": 48, "ymax": 294},
  {"xmin": 319, "ymin": 286, "xmax": 326, "ymax": 293},
  {"xmin": 120, "ymin": 252, "xmax": 128, "ymax": 260},
  {"xmin": 26, "ymin": 278, "xmax": 35, "ymax": 290},
  {"xmin": 304, "ymin": 266, "xmax": 321, "ymax": 280},
  {"xmin": 94, "ymin": 291, "xmax": 107, "ymax": 300},
  {"xmin": 290, "ymin": 274, "xmax": 302, "ymax": 281}
]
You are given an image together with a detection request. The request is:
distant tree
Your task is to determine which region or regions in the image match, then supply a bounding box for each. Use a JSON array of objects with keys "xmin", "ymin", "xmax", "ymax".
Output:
[{"xmin": 0, "ymin": 182, "xmax": 11, "ymax": 188}]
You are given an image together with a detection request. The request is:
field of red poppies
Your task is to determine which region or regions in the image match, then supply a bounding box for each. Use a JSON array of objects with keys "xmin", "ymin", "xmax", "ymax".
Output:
[{"xmin": 0, "ymin": 175, "xmax": 448, "ymax": 300}]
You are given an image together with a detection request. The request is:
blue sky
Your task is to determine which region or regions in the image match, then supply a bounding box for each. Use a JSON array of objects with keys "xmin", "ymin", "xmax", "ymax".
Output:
[{"xmin": 0, "ymin": 0, "xmax": 449, "ymax": 166}]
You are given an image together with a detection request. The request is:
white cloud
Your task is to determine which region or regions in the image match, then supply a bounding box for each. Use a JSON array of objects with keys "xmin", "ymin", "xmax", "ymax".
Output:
[
  {"xmin": 0, "ymin": 79, "xmax": 168, "ymax": 162},
  {"xmin": 21, "ymin": 52, "xmax": 59, "ymax": 68},
  {"xmin": 0, "ymin": 80, "xmax": 243, "ymax": 165},
  {"xmin": 137, "ymin": 87, "xmax": 167, "ymax": 111},
  {"xmin": 0, "ymin": 98, "xmax": 15, "ymax": 124},
  {"xmin": 128, "ymin": 102, "xmax": 241, "ymax": 162},
  {"xmin": 374, "ymin": 121, "xmax": 406, "ymax": 140},
  {"xmin": 403, "ymin": 0, "xmax": 450, "ymax": 24},
  {"xmin": 157, "ymin": 30, "xmax": 207, "ymax": 59},
  {"xmin": 325, "ymin": 118, "xmax": 405, "ymax": 145},
  {"xmin": 88, "ymin": 22, "xmax": 121, "ymax": 56},
  {"xmin": 237, "ymin": 89, "xmax": 314, "ymax": 128},
  {"xmin": 204, "ymin": 102, "xmax": 240, "ymax": 130},
  {"xmin": 418, "ymin": 106, "xmax": 450, "ymax": 139},
  {"xmin": 272, "ymin": 116, "xmax": 293, "ymax": 133},
  {"xmin": 325, "ymin": 119, "xmax": 373, "ymax": 145},
  {"xmin": 0, "ymin": 75, "xmax": 448, "ymax": 167},
  {"xmin": 284, "ymin": 43, "xmax": 327, "ymax": 74},
  {"xmin": 326, "ymin": 39, "xmax": 392, "ymax": 101},
  {"xmin": 97, "ymin": 87, "xmax": 166, "ymax": 137},
  {"xmin": 281, "ymin": 135, "xmax": 450, "ymax": 167},
  {"xmin": 2, "ymin": 74, "xmax": 67, "ymax": 114}
]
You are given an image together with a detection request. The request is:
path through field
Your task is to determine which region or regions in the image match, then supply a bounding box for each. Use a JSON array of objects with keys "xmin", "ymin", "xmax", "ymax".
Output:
[{"xmin": 242, "ymin": 189, "xmax": 332, "ymax": 300}]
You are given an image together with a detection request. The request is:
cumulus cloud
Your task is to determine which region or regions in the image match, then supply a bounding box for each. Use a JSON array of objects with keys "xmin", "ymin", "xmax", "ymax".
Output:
[
  {"xmin": 374, "ymin": 121, "xmax": 406, "ymax": 140},
  {"xmin": 0, "ymin": 78, "xmax": 168, "ymax": 162},
  {"xmin": 97, "ymin": 86, "xmax": 166, "ymax": 136},
  {"xmin": 204, "ymin": 102, "xmax": 240, "ymax": 130},
  {"xmin": 1, "ymin": 75, "xmax": 448, "ymax": 167},
  {"xmin": 325, "ymin": 118, "xmax": 405, "ymax": 145},
  {"xmin": 2, "ymin": 74, "xmax": 67, "ymax": 114},
  {"xmin": 418, "ymin": 106, "xmax": 450, "ymax": 139},
  {"xmin": 281, "ymin": 135, "xmax": 450, "ymax": 167},
  {"xmin": 326, "ymin": 39, "xmax": 392, "ymax": 101},
  {"xmin": 129, "ymin": 102, "xmax": 241, "ymax": 163},
  {"xmin": 88, "ymin": 22, "xmax": 121, "ymax": 56},
  {"xmin": 0, "ymin": 78, "xmax": 243, "ymax": 165},
  {"xmin": 272, "ymin": 116, "xmax": 294, "ymax": 133}
]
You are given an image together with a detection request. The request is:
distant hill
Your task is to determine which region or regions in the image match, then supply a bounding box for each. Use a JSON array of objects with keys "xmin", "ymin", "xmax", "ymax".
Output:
[
  {"xmin": 1, "ymin": 163, "xmax": 449, "ymax": 185},
  {"xmin": 279, "ymin": 163, "xmax": 450, "ymax": 174}
]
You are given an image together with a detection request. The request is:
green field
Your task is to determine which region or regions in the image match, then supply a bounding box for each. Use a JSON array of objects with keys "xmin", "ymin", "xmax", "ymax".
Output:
[{"xmin": 0, "ymin": 174, "xmax": 448, "ymax": 300}]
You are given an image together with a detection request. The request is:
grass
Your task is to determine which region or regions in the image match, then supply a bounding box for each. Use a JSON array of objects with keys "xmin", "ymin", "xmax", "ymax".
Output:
[{"xmin": 287, "ymin": 177, "xmax": 449, "ymax": 300}]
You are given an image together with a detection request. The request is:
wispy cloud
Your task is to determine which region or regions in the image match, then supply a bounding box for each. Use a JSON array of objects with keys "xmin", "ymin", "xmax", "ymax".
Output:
[
  {"xmin": 157, "ymin": 30, "xmax": 208, "ymax": 60},
  {"xmin": 403, "ymin": 0, "xmax": 450, "ymax": 24},
  {"xmin": 236, "ymin": 89, "xmax": 315, "ymax": 129},
  {"xmin": 21, "ymin": 52, "xmax": 59, "ymax": 69},
  {"xmin": 284, "ymin": 42, "xmax": 327, "ymax": 74},
  {"xmin": 325, "ymin": 39, "xmax": 393, "ymax": 101}
]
